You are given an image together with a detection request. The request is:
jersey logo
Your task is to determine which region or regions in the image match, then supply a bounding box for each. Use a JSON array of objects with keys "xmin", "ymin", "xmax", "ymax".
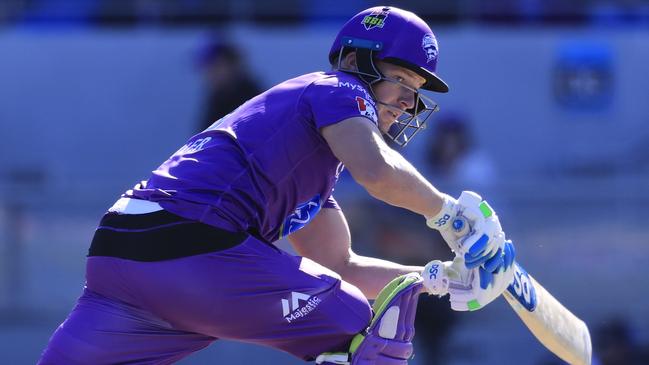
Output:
[
  {"xmin": 175, "ymin": 137, "xmax": 212, "ymax": 155},
  {"xmin": 281, "ymin": 291, "xmax": 322, "ymax": 323},
  {"xmin": 339, "ymin": 81, "xmax": 372, "ymax": 100},
  {"xmin": 279, "ymin": 194, "xmax": 322, "ymax": 238},
  {"xmin": 356, "ymin": 96, "xmax": 377, "ymax": 123},
  {"xmin": 422, "ymin": 34, "xmax": 438, "ymax": 63},
  {"xmin": 361, "ymin": 7, "xmax": 390, "ymax": 30},
  {"xmin": 507, "ymin": 263, "xmax": 538, "ymax": 312},
  {"xmin": 339, "ymin": 81, "xmax": 373, "ymax": 102},
  {"xmin": 335, "ymin": 162, "xmax": 345, "ymax": 180}
]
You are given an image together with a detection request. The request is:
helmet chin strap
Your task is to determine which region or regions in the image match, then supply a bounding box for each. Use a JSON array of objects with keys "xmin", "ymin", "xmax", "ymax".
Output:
[
  {"xmin": 341, "ymin": 47, "xmax": 393, "ymax": 113},
  {"xmin": 354, "ymin": 48, "xmax": 383, "ymax": 85}
]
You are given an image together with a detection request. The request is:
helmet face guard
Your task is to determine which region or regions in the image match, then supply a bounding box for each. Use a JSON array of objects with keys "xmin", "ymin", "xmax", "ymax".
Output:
[
  {"xmin": 335, "ymin": 40, "xmax": 439, "ymax": 147},
  {"xmin": 383, "ymin": 82, "xmax": 439, "ymax": 147}
]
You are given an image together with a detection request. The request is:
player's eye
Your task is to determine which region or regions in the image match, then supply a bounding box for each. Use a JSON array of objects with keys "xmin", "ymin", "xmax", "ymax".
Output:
[{"xmin": 396, "ymin": 76, "xmax": 404, "ymax": 82}]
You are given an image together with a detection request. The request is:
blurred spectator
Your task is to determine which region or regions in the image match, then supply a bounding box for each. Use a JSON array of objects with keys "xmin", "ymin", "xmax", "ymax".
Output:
[
  {"xmin": 594, "ymin": 318, "xmax": 649, "ymax": 365},
  {"xmin": 424, "ymin": 112, "xmax": 497, "ymax": 191},
  {"xmin": 537, "ymin": 317, "xmax": 649, "ymax": 365},
  {"xmin": 196, "ymin": 37, "xmax": 262, "ymax": 132}
]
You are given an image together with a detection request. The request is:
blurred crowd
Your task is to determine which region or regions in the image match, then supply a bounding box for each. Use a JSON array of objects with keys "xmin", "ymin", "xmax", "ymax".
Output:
[{"xmin": 1, "ymin": 0, "xmax": 649, "ymax": 26}]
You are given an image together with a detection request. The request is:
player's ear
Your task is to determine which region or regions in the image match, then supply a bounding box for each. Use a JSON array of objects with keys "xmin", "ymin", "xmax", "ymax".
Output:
[{"xmin": 342, "ymin": 51, "xmax": 358, "ymax": 70}]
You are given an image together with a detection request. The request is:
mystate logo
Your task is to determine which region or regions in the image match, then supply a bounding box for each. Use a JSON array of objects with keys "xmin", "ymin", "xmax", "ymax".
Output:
[{"xmin": 338, "ymin": 81, "xmax": 372, "ymax": 100}]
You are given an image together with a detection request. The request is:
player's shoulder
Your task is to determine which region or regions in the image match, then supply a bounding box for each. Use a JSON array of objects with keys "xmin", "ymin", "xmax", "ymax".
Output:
[
  {"xmin": 305, "ymin": 71, "xmax": 374, "ymax": 101},
  {"xmin": 301, "ymin": 72, "xmax": 379, "ymax": 128},
  {"xmin": 309, "ymin": 71, "xmax": 367, "ymax": 90}
]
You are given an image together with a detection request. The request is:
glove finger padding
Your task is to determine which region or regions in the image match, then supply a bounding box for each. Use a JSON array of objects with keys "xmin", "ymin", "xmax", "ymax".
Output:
[
  {"xmin": 461, "ymin": 214, "xmax": 503, "ymax": 266},
  {"xmin": 448, "ymin": 241, "xmax": 516, "ymax": 311},
  {"xmin": 503, "ymin": 240, "xmax": 516, "ymax": 270},
  {"xmin": 482, "ymin": 248, "xmax": 503, "ymax": 273}
]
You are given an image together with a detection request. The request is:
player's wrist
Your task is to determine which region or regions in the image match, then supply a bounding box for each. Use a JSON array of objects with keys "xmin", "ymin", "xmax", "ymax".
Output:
[{"xmin": 425, "ymin": 194, "xmax": 458, "ymax": 232}]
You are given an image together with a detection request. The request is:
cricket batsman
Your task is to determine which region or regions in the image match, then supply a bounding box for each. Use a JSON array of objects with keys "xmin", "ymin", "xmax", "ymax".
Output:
[{"xmin": 39, "ymin": 6, "xmax": 515, "ymax": 364}]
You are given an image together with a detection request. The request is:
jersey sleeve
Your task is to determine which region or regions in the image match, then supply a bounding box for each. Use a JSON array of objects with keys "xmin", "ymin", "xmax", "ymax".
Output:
[
  {"xmin": 303, "ymin": 74, "xmax": 379, "ymax": 129},
  {"xmin": 322, "ymin": 194, "xmax": 340, "ymax": 210}
]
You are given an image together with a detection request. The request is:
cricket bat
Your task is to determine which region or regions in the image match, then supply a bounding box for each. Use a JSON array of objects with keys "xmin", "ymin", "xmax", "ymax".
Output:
[
  {"xmin": 448, "ymin": 205, "xmax": 592, "ymax": 365},
  {"xmin": 502, "ymin": 262, "xmax": 592, "ymax": 365}
]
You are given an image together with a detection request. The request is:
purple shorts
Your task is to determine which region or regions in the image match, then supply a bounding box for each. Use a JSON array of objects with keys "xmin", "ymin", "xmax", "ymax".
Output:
[{"xmin": 38, "ymin": 236, "xmax": 371, "ymax": 364}]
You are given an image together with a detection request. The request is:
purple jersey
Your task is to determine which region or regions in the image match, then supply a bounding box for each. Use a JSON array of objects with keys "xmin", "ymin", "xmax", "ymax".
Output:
[{"xmin": 128, "ymin": 71, "xmax": 378, "ymax": 242}]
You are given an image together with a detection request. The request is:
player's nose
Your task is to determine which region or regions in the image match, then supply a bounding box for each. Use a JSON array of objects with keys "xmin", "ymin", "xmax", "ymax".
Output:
[{"xmin": 398, "ymin": 90, "xmax": 416, "ymax": 110}]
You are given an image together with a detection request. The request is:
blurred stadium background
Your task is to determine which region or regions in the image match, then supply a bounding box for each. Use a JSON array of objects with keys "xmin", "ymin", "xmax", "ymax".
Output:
[{"xmin": 1, "ymin": 1, "xmax": 648, "ymax": 364}]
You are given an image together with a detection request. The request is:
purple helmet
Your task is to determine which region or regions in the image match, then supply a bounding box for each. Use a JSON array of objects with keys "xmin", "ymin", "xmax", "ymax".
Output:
[{"xmin": 329, "ymin": 6, "xmax": 449, "ymax": 93}]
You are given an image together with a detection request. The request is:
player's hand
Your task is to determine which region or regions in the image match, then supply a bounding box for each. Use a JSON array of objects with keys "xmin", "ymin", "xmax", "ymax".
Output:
[
  {"xmin": 421, "ymin": 259, "xmax": 453, "ymax": 296},
  {"xmin": 426, "ymin": 191, "xmax": 506, "ymax": 273},
  {"xmin": 449, "ymin": 240, "xmax": 515, "ymax": 311},
  {"xmin": 422, "ymin": 240, "xmax": 516, "ymax": 311}
]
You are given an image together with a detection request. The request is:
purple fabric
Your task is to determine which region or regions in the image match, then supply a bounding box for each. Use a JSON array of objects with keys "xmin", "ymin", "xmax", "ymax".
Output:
[
  {"xmin": 38, "ymin": 289, "xmax": 214, "ymax": 365},
  {"xmin": 330, "ymin": 7, "xmax": 440, "ymax": 72},
  {"xmin": 351, "ymin": 277, "xmax": 424, "ymax": 365},
  {"xmin": 39, "ymin": 237, "xmax": 371, "ymax": 363},
  {"xmin": 127, "ymin": 71, "xmax": 375, "ymax": 242},
  {"xmin": 323, "ymin": 195, "xmax": 340, "ymax": 210}
]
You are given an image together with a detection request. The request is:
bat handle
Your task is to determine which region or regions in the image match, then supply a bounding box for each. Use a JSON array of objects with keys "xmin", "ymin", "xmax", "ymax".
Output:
[
  {"xmin": 449, "ymin": 217, "xmax": 472, "ymax": 253},
  {"xmin": 452, "ymin": 216, "xmax": 470, "ymax": 236}
]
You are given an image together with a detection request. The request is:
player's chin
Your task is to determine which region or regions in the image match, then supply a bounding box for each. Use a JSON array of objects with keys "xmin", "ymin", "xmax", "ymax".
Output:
[
  {"xmin": 378, "ymin": 111, "xmax": 397, "ymax": 131},
  {"xmin": 377, "ymin": 118, "xmax": 393, "ymax": 135}
]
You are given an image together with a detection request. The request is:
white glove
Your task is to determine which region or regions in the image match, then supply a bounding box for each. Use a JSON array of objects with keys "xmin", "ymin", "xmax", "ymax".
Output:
[
  {"xmin": 426, "ymin": 191, "xmax": 505, "ymax": 271},
  {"xmin": 422, "ymin": 240, "xmax": 516, "ymax": 311},
  {"xmin": 421, "ymin": 260, "xmax": 453, "ymax": 297}
]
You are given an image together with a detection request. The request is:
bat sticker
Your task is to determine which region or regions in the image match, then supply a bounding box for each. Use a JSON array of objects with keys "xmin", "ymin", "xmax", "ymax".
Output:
[{"xmin": 507, "ymin": 263, "xmax": 538, "ymax": 311}]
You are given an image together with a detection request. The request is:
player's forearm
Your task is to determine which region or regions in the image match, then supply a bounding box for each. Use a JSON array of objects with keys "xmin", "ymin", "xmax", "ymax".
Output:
[
  {"xmin": 338, "ymin": 252, "xmax": 423, "ymax": 299},
  {"xmin": 358, "ymin": 148, "xmax": 444, "ymax": 218}
]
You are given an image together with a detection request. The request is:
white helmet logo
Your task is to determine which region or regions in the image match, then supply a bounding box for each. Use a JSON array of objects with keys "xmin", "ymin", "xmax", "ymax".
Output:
[{"xmin": 422, "ymin": 34, "xmax": 438, "ymax": 63}]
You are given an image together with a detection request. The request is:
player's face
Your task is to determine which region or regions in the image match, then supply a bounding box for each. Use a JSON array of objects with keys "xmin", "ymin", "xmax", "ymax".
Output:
[{"xmin": 372, "ymin": 61, "xmax": 427, "ymax": 134}]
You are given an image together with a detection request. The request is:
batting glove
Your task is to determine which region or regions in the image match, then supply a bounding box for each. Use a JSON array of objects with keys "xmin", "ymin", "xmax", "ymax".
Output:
[
  {"xmin": 422, "ymin": 240, "xmax": 516, "ymax": 311},
  {"xmin": 427, "ymin": 191, "xmax": 506, "ymax": 273}
]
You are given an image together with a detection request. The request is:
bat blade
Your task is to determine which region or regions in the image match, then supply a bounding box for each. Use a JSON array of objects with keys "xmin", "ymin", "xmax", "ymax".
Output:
[
  {"xmin": 503, "ymin": 263, "xmax": 592, "ymax": 365},
  {"xmin": 447, "ymin": 215, "xmax": 591, "ymax": 363}
]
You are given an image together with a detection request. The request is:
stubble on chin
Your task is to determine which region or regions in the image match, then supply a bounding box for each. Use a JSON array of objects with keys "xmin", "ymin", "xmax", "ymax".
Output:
[{"xmin": 378, "ymin": 111, "xmax": 397, "ymax": 134}]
